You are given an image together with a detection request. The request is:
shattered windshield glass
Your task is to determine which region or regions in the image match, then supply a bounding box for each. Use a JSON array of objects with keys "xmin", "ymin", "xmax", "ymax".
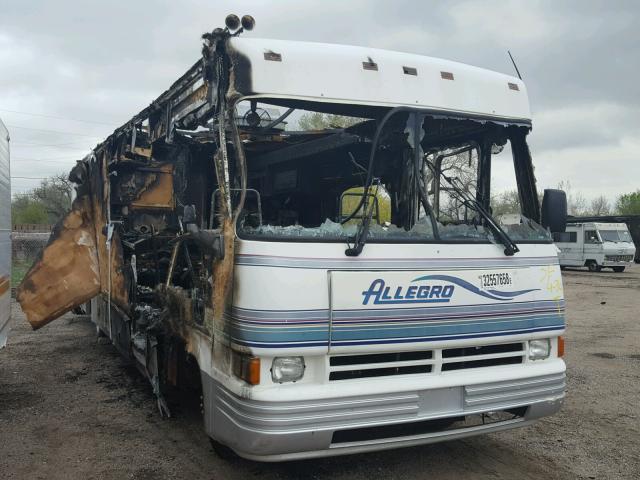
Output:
[
  {"xmin": 498, "ymin": 215, "xmax": 551, "ymax": 241},
  {"xmin": 243, "ymin": 217, "xmax": 434, "ymax": 240},
  {"xmin": 233, "ymin": 101, "xmax": 549, "ymax": 244}
]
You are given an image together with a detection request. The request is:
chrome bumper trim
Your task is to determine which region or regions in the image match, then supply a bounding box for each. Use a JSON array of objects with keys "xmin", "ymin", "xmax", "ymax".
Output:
[{"xmin": 201, "ymin": 371, "xmax": 565, "ymax": 461}]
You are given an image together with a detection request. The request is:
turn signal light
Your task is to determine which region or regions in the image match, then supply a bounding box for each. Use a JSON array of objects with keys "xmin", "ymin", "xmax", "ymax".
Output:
[
  {"xmin": 233, "ymin": 352, "xmax": 260, "ymax": 385},
  {"xmin": 557, "ymin": 336, "xmax": 565, "ymax": 358}
]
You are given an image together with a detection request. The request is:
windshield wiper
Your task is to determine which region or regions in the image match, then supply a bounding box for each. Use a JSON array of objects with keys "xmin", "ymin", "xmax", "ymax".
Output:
[
  {"xmin": 427, "ymin": 162, "xmax": 520, "ymax": 256},
  {"xmin": 345, "ymin": 180, "xmax": 380, "ymax": 257}
]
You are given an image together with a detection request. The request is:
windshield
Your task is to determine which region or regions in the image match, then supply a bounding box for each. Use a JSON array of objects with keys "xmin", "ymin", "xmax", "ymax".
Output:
[
  {"xmin": 229, "ymin": 101, "xmax": 549, "ymax": 245},
  {"xmin": 619, "ymin": 230, "xmax": 633, "ymax": 242},
  {"xmin": 600, "ymin": 229, "xmax": 632, "ymax": 242}
]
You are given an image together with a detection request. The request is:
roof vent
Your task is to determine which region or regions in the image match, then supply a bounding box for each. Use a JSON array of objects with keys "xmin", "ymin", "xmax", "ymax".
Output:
[
  {"xmin": 362, "ymin": 57, "xmax": 378, "ymax": 71},
  {"xmin": 403, "ymin": 66, "xmax": 418, "ymax": 76},
  {"xmin": 440, "ymin": 71, "xmax": 454, "ymax": 80},
  {"xmin": 264, "ymin": 51, "xmax": 282, "ymax": 62},
  {"xmin": 508, "ymin": 82, "xmax": 520, "ymax": 91}
]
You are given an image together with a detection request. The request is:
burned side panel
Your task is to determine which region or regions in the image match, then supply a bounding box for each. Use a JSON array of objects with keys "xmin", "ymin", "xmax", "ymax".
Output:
[
  {"xmin": 129, "ymin": 163, "xmax": 175, "ymax": 210},
  {"xmin": 16, "ymin": 28, "xmax": 244, "ymax": 334},
  {"xmin": 17, "ymin": 195, "xmax": 102, "ymax": 329},
  {"xmin": 90, "ymin": 151, "xmax": 129, "ymax": 312}
]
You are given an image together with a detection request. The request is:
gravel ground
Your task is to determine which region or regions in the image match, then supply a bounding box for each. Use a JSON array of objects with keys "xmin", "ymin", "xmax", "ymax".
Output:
[{"xmin": 1, "ymin": 265, "xmax": 639, "ymax": 479}]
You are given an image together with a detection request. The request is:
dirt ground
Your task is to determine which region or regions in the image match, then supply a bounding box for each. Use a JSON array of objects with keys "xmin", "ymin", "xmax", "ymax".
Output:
[{"xmin": 1, "ymin": 266, "xmax": 639, "ymax": 480}]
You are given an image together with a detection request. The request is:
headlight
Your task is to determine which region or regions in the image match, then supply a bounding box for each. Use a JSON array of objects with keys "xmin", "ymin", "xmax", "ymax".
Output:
[
  {"xmin": 271, "ymin": 357, "xmax": 305, "ymax": 383},
  {"xmin": 529, "ymin": 339, "xmax": 551, "ymax": 360}
]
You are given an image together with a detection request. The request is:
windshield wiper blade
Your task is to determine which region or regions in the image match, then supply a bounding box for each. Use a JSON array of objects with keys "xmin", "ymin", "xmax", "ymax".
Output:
[
  {"xmin": 466, "ymin": 196, "xmax": 520, "ymax": 256},
  {"xmin": 345, "ymin": 180, "xmax": 380, "ymax": 257}
]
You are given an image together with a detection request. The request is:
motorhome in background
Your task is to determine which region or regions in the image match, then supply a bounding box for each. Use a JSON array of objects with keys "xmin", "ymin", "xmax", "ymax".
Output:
[
  {"xmin": 16, "ymin": 16, "xmax": 568, "ymax": 461},
  {"xmin": 554, "ymin": 222, "xmax": 636, "ymax": 272},
  {"xmin": 567, "ymin": 215, "xmax": 640, "ymax": 263},
  {"xmin": 0, "ymin": 119, "xmax": 10, "ymax": 348}
]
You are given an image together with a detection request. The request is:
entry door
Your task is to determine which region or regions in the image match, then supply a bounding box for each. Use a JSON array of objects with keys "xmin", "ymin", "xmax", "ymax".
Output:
[{"xmin": 583, "ymin": 229, "xmax": 601, "ymax": 261}]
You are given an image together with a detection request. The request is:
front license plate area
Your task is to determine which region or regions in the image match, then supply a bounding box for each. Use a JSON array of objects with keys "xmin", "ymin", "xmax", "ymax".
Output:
[{"xmin": 417, "ymin": 387, "xmax": 463, "ymax": 416}]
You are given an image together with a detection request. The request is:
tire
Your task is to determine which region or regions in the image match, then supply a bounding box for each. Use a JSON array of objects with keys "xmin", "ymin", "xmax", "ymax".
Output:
[
  {"xmin": 586, "ymin": 261, "xmax": 601, "ymax": 272},
  {"xmin": 612, "ymin": 266, "xmax": 625, "ymax": 273},
  {"xmin": 560, "ymin": 266, "xmax": 567, "ymax": 271}
]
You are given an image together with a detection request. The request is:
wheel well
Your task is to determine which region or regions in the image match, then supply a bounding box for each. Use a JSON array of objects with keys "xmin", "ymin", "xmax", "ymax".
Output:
[{"xmin": 162, "ymin": 339, "xmax": 203, "ymax": 419}]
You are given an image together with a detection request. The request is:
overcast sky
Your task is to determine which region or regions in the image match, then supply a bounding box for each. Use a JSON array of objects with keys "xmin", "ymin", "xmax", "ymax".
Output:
[{"xmin": 1, "ymin": 0, "xmax": 638, "ymax": 204}]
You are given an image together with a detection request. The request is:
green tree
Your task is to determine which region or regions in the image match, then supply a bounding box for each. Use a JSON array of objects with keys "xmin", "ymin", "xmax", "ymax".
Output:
[
  {"xmin": 11, "ymin": 196, "xmax": 49, "ymax": 224},
  {"xmin": 615, "ymin": 190, "xmax": 640, "ymax": 215},
  {"xmin": 32, "ymin": 174, "xmax": 73, "ymax": 222},
  {"xmin": 11, "ymin": 174, "xmax": 73, "ymax": 225},
  {"xmin": 491, "ymin": 189, "xmax": 521, "ymax": 217},
  {"xmin": 297, "ymin": 112, "xmax": 361, "ymax": 130}
]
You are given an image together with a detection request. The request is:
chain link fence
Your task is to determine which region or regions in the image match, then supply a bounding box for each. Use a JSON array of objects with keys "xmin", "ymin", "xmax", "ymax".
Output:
[{"xmin": 11, "ymin": 231, "xmax": 51, "ymax": 290}]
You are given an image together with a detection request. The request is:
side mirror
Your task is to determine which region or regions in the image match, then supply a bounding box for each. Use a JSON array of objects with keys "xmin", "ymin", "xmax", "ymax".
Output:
[{"xmin": 541, "ymin": 189, "xmax": 567, "ymax": 233}]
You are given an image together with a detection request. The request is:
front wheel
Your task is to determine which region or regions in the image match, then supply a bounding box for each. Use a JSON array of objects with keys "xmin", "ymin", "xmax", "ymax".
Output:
[
  {"xmin": 612, "ymin": 266, "xmax": 625, "ymax": 273},
  {"xmin": 586, "ymin": 260, "xmax": 601, "ymax": 272}
]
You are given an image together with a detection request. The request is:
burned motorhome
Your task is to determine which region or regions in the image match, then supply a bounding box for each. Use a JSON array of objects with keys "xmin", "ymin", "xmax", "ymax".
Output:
[{"xmin": 18, "ymin": 16, "xmax": 567, "ymax": 461}]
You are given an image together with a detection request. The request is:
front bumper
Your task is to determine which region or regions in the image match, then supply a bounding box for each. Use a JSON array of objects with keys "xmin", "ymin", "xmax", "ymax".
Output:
[
  {"xmin": 201, "ymin": 368, "xmax": 566, "ymax": 461},
  {"xmin": 602, "ymin": 261, "xmax": 634, "ymax": 267}
]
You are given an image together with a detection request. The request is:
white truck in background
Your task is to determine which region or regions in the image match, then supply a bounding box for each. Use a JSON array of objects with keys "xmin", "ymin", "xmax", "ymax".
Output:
[
  {"xmin": 554, "ymin": 222, "xmax": 636, "ymax": 272},
  {"xmin": 0, "ymin": 118, "xmax": 10, "ymax": 348}
]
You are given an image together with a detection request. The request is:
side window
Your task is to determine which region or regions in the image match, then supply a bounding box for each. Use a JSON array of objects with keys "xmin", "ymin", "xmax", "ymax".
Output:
[
  {"xmin": 553, "ymin": 232, "xmax": 577, "ymax": 243},
  {"xmin": 584, "ymin": 230, "xmax": 599, "ymax": 244}
]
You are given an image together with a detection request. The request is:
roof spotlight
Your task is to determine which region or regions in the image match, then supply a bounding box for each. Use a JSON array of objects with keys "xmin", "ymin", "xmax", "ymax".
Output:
[
  {"xmin": 225, "ymin": 14, "xmax": 240, "ymax": 31},
  {"xmin": 241, "ymin": 15, "xmax": 255, "ymax": 31}
]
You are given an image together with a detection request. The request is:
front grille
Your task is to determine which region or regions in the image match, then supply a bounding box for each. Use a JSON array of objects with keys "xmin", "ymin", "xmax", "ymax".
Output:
[
  {"xmin": 442, "ymin": 343, "xmax": 524, "ymax": 371},
  {"xmin": 329, "ymin": 351, "xmax": 433, "ymax": 381},
  {"xmin": 442, "ymin": 356, "xmax": 522, "ymax": 371},
  {"xmin": 329, "ymin": 342, "xmax": 526, "ymax": 381},
  {"xmin": 605, "ymin": 254, "xmax": 633, "ymax": 262}
]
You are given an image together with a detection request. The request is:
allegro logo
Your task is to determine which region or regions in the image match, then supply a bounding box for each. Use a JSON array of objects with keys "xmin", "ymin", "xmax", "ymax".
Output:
[
  {"xmin": 361, "ymin": 279, "xmax": 454, "ymax": 305},
  {"xmin": 361, "ymin": 274, "xmax": 540, "ymax": 306}
]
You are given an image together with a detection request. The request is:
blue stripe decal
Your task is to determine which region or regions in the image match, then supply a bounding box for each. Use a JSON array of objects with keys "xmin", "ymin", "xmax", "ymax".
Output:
[
  {"xmin": 228, "ymin": 299, "xmax": 565, "ymax": 325},
  {"xmin": 226, "ymin": 312, "xmax": 565, "ymax": 348},
  {"xmin": 228, "ymin": 325, "xmax": 565, "ymax": 348}
]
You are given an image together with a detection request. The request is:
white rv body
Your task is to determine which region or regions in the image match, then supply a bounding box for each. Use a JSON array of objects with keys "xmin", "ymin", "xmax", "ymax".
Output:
[
  {"xmin": 0, "ymin": 119, "xmax": 10, "ymax": 348},
  {"xmin": 193, "ymin": 39, "xmax": 565, "ymax": 460},
  {"xmin": 228, "ymin": 37, "xmax": 531, "ymax": 120},
  {"xmin": 555, "ymin": 222, "xmax": 636, "ymax": 272},
  {"xmin": 195, "ymin": 242, "xmax": 565, "ymax": 460}
]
